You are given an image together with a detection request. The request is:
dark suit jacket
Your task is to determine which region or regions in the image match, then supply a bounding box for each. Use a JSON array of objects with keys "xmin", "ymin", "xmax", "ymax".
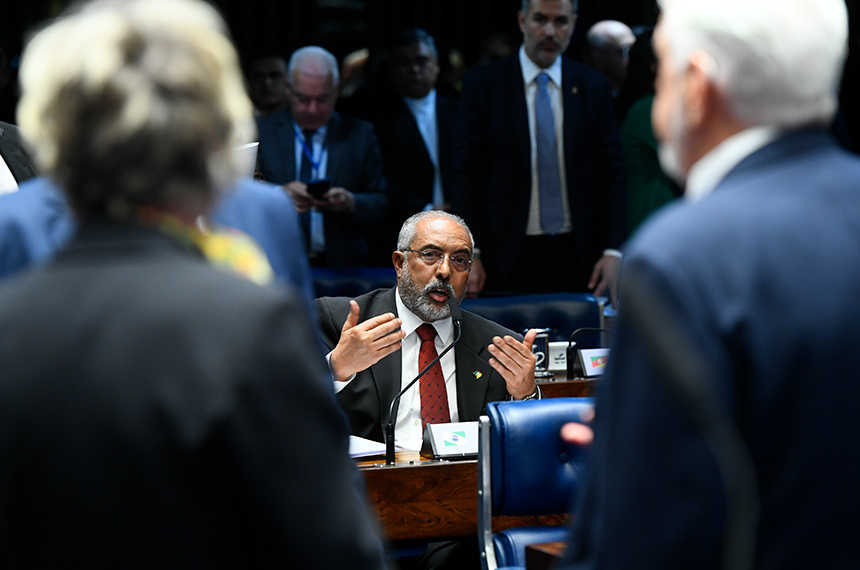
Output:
[
  {"xmin": 0, "ymin": 221, "xmax": 385, "ymax": 568},
  {"xmin": 315, "ymin": 287, "xmax": 518, "ymax": 442},
  {"xmin": 0, "ymin": 121, "xmax": 38, "ymax": 184},
  {"xmin": 374, "ymin": 93, "xmax": 459, "ymax": 216},
  {"xmin": 366, "ymin": 94, "xmax": 460, "ymax": 265},
  {"xmin": 256, "ymin": 109, "xmax": 388, "ymax": 267},
  {"xmin": 451, "ymin": 55, "xmax": 627, "ymax": 286},
  {"xmin": 564, "ymin": 129, "xmax": 860, "ymax": 569},
  {"xmin": 0, "ymin": 177, "xmax": 316, "ymax": 309}
]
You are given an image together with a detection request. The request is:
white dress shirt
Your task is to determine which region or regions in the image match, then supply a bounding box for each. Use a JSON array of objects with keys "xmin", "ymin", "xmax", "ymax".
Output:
[
  {"xmin": 331, "ymin": 288, "xmax": 460, "ymax": 450},
  {"xmin": 293, "ymin": 122, "xmax": 329, "ymax": 252},
  {"xmin": 0, "ymin": 153, "xmax": 18, "ymax": 195},
  {"xmin": 403, "ymin": 89, "xmax": 445, "ymax": 208},
  {"xmin": 685, "ymin": 126, "xmax": 781, "ymax": 202},
  {"xmin": 519, "ymin": 46, "xmax": 572, "ymax": 236}
]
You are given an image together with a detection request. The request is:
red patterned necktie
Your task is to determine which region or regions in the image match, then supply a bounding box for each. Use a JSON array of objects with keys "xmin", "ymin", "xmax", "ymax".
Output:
[{"xmin": 416, "ymin": 323, "xmax": 451, "ymax": 431}]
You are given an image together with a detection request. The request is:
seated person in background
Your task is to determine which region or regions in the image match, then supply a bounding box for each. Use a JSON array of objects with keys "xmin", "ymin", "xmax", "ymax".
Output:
[
  {"xmin": 0, "ymin": 120, "xmax": 38, "ymax": 194},
  {"xmin": 315, "ymin": 210, "xmax": 541, "ymax": 449},
  {"xmin": 0, "ymin": 1, "xmax": 386, "ymax": 567},
  {"xmin": 256, "ymin": 45, "xmax": 388, "ymax": 268},
  {"xmin": 367, "ymin": 28, "xmax": 460, "ymax": 265}
]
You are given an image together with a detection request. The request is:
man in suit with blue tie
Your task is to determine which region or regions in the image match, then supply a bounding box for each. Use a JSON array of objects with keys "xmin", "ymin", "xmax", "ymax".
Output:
[
  {"xmin": 451, "ymin": 0, "xmax": 626, "ymax": 304},
  {"xmin": 562, "ymin": 0, "xmax": 860, "ymax": 568},
  {"xmin": 256, "ymin": 46, "xmax": 388, "ymax": 268}
]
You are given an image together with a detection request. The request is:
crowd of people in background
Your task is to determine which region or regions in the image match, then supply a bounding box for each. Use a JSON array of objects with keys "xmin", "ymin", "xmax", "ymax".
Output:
[
  {"xmin": 2, "ymin": 0, "xmax": 860, "ymax": 568},
  {"xmin": 239, "ymin": 3, "xmax": 685, "ymax": 307}
]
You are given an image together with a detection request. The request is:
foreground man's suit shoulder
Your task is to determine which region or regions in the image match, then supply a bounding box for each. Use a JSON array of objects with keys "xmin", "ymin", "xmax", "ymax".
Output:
[{"xmin": 565, "ymin": 129, "xmax": 860, "ymax": 569}]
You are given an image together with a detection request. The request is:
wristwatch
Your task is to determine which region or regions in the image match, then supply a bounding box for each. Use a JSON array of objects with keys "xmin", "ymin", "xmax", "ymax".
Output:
[{"xmin": 520, "ymin": 387, "xmax": 540, "ymax": 401}]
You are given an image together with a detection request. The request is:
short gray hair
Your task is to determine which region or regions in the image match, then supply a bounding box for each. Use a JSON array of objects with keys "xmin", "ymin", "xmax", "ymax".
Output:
[
  {"xmin": 288, "ymin": 46, "xmax": 340, "ymax": 86},
  {"xmin": 397, "ymin": 211, "xmax": 475, "ymax": 252},
  {"xmin": 658, "ymin": 0, "xmax": 847, "ymax": 128},
  {"xmin": 17, "ymin": 0, "xmax": 254, "ymax": 217}
]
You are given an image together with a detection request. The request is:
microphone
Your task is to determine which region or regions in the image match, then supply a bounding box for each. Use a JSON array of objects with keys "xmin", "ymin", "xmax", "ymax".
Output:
[
  {"xmin": 385, "ymin": 297, "xmax": 463, "ymax": 465},
  {"xmin": 448, "ymin": 295, "xmax": 463, "ymax": 328},
  {"xmin": 567, "ymin": 327, "xmax": 611, "ymax": 379}
]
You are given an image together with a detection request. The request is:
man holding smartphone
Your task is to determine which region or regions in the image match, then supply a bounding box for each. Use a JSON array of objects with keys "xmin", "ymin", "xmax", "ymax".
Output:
[{"xmin": 257, "ymin": 46, "xmax": 389, "ymax": 267}]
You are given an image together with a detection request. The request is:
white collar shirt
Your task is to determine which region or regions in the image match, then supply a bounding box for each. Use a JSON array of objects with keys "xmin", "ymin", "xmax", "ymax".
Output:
[
  {"xmin": 293, "ymin": 122, "xmax": 329, "ymax": 252},
  {"xmin": 0, "ymin": 153, "xmax": 18, "ymax": 195},
  {"xmin": 393, "ymin": 288, "xmax": 459, "ymax": 450},
  {"xmin": 403, "ymin": 89, "xmax": 444, "ymax": 207},
  {"xmin": 685, "ymin": 126, "xmax": 781, "ymax": 202}
]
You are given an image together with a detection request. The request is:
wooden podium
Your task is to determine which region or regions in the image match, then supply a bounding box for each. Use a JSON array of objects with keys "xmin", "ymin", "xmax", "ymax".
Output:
[{"xmin": 356, "ymin": 378, "xmax": 594, "ymax": 542}]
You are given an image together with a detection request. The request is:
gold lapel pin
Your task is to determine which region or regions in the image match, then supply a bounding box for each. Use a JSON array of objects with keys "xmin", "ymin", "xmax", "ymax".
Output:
[{"xmin": 571, "ymin": 86, "xmax": 579, "ymax": 95}]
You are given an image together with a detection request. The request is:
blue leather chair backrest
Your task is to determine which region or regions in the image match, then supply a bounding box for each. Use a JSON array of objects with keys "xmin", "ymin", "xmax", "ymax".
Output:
[
  {"xmin": 312, "ymin": 267, "xmax": 397, "ymax": 298},
  {"xmin": 493, "ymin": 526, "xmax": 571, "ymax": 570},
  {"xmin": 487, "ymin": 398, "xmax": 593, "ymax": 517},
  {"xmin": 461, "ymin": 293, "xmax": 603, "ymax": 346}
]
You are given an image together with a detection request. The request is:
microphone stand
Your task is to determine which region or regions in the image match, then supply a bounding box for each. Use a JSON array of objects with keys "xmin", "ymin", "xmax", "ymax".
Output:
[{"xmin": 385, "ymin": 298, "xmax": 464, "ymax": 465}]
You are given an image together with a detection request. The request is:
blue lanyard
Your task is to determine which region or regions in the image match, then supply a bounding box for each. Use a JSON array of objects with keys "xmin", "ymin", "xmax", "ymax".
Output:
[{"xmin": 293, "ymin": 123, "xmax": 323, "ymax": 174}]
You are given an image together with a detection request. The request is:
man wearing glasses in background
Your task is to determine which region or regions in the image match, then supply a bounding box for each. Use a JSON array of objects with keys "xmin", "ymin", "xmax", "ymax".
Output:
[{"xmin": 315, "ymin": 210, "xmax": 541, "ymax": 450}]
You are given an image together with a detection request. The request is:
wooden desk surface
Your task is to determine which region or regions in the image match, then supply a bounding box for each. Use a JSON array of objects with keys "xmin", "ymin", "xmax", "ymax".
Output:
[
  {"xmin": 526, "ymin": 540, "xmax": 567, "ymax": 570},
  {"xmin": 537, "ymin": 377, "xmax": 596, "ymax": 398},
  {"xmin": 357, "ymin": 379, "xmax": 589, "ymax": 542},
  {"xmin": 358, "ymin": 451, "xmax": 566, "ymax": 542}
]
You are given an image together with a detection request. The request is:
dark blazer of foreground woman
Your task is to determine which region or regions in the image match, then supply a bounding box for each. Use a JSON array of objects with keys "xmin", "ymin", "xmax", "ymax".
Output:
[{"xmin": 0, "ymin": 220, "xmax": 385, "ymax": 569}]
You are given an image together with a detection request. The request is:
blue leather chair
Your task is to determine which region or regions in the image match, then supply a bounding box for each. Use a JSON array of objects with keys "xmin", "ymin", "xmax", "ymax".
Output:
[
  {"xmin": 478, "ymin": 398, "xmax": 594, "ymax": 570},
  {"xmin": 461, "ymin": 293, "xmax": 605, "ymax": 347},
  {"xmin": 312, "ymin": 266, "xmax": 397, "ymax": 298}
]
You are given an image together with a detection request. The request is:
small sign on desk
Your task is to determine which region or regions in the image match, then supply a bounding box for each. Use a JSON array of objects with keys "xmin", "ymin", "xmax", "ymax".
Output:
[
  {"xmin": 579, "ymin": 348, "xmax": 610, "ymax": 377},
  {"xmin": 548, "ymin": 342, "xmax": 568, "ymax": 372},
  {"xmin": 420, "ymin": 421, "xmax": 479, "ymax": 459}
]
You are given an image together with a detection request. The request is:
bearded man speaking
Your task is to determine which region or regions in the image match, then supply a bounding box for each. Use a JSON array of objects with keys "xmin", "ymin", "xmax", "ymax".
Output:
[{"xmin": 315, "ymin": 210, "xmax": 542, "ymax": 449}]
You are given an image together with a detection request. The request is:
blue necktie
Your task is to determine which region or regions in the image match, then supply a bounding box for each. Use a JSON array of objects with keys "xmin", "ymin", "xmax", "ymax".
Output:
[
  {"xmin": 298, "ymin": 129, "xmax": 324, "ymax": 253},
  {"xmin": 536, "ymin": 73, "xmax": 564, "ymax": 235},
  {"xmin": 299, "ymin": 129, "xmax": 315, "ymax": 183}
]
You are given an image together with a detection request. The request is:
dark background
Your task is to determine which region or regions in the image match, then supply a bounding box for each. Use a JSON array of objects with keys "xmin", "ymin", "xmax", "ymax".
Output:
[{"xmin": 2, "ymin": 0, "xmax": 859, "ymax": 152}]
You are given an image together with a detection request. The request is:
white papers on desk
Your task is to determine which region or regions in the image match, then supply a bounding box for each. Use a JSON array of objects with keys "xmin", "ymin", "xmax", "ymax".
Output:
[
  {"xmin": 233, "ymin": 141, "xmax": 259, "ymax": 178},
  {"xmin": 349, "ymin": 435, "xmax": 388, "ymax": 458}
]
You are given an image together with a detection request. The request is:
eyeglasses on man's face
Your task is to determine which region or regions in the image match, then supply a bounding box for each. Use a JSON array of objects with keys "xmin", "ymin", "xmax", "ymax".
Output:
[{"xmin": 401, "ymin": 249, "xmax": 472, "ymax": 272}]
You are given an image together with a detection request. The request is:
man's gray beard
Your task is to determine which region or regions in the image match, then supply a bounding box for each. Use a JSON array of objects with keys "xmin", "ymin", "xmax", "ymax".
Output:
[
  {"xmin": 657, "ymin": 102, "xmax": 689, "ymax": 186},
  {"xmin": 399, "ymin": 263, "xmax": 457, "ymax": 322},
  {"xmin": 658, "ymin": 142, "xmax": 687, "ymax": 186}
]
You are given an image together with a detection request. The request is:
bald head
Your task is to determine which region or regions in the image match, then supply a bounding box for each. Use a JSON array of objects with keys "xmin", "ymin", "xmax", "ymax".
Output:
[{"xmin": 585, "ymin": 20, "xmax": 636, "ymax": 91}]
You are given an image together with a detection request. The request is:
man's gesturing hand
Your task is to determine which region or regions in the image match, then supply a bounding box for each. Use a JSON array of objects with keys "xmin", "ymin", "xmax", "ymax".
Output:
[
  {"xmin": 487, "ymin": 328, "xmax": 538, "ymax": 399},
  {"xmin": 329, "ymin": 300, "xmax": 405, "ymax": 382}
]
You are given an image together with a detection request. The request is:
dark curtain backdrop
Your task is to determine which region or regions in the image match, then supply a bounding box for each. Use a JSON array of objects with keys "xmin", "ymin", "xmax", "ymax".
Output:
[{"xmin": 2, "ymin": 0, "xmax": 860, "ymax": 153}]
